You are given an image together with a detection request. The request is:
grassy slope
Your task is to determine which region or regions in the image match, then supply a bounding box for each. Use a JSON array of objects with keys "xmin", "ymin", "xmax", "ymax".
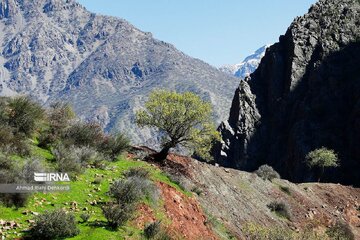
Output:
[{"xmin": 0, "ymin": 145, "xmax": 190, "ymax": 239}]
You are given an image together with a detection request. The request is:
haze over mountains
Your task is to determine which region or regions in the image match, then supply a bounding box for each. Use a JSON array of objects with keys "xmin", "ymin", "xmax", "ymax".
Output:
[{"xmin": 0, "ymin": 0, "xmax": 238, "ymax": 145}]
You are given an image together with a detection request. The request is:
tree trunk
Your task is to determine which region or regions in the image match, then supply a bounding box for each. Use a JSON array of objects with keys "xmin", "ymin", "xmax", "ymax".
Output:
[
  {"xmin": 153, "ymin": 144, "xmax": 172, "ymax": 162},
  {"xmin": 318, "ymin": 167, "xmax": 324, "ymax": 182}
]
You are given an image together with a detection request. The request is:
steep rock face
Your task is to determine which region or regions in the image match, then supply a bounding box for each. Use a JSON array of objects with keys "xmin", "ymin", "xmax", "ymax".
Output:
[
  {"xmin": 215, "ymin": 0, "xmax": 360, "ymax": 185},
  {"xmin": 0, "ymin": 0, "xmax": 238, "ymax": 145}
]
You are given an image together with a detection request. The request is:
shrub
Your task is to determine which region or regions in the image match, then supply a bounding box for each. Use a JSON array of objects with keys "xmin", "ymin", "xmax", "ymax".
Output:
[
  {"xmin": 80, "ymin": 213, "xmax": 90, "ymax": 223},
  {"xmin": 326, "ymin": 221, "xmax": 355, "ymax": 240},
  {"xmin": 99, "ymin": 133, "xmax": 130, "ymax": 160},
  {"xmin": 38, "ymin": 102, "xmax": 75, "ymax": 148},
  {"xmin": 0, "ymin": 155, "xmax": 37, "ymax": 208},
  {"xmin": 124, "ymin": 167, "xmax": 150, "ymax": 179},
  {"xmin": 110, "ymin": 176, "xmax": 157, "ymax": 205},
  {"xmin": 144, "ymin": 220, "xmax": 161, "ymax": 239},
  {"xmin": 75, "ymin": 146, "xmax": 101, "ymax": 166},
  {"xmin": 267, "ymin": 201, "xmax": 291, "ymax": 220},
  {"xmin": 20, "ymin": 158, "xmax": 44, "ymax": 183},
  {"xmin": 52, "ymin": 145, "xmax": 100, "ymax": 174},
  {"xmin": 52, "ymin": 144, "xmax": 82, "ymax": 174},
  {"xmin": 102, "ymin": 203, "xmax": 135, "ymax": 229},
  {"xmin": 279, "ymin": 186, "xmax": 291, "ymax": 195},
  {"xmin": 191, "ymin": 186, "xmax": 203, "ymax": 195},
  {"xmin": 92, "ymin": 177, "xmax": 102, "ymax": 184},
  {"xmin": 7, "ymin": 96, "xmax": 44, "ymax": 137},
  {"xmin": 255, "ymin": 165, "xmax": 280, "ymax": 181},
  {"xmin": 0, "ymin": 192, "xmax": 29, "ymax": 208},
  {"xmin": 30, "ymin": 209, "xmax": 79, "ymax": 239},
  {"xmin": 47, "ymin": 102, "xmax": 75, "ymax": 131},
  {"xmin": 63, "ymin": 122, "xmax": 104, "ymax": 148},
  {"xmin": 0, "ymin": 124, "xmax": 30, "ymax": 155}
]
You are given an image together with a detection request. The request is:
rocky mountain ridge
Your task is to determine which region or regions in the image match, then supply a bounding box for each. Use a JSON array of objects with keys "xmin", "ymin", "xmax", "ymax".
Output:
[
  {"xmin": 219, "ymin": 45, "xmax": 269, "ymax": 78},
  {"xmin": 0, "ymin": 0, "xmax": 238, "ymax": 146},
  {"xmin": 214, "ymin": 0, "xmax": 360, "ymax": 186}
]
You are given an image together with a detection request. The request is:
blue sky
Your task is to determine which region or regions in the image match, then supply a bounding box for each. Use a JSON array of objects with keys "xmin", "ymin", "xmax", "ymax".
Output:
[{"xmin": 78, "ymin": 0, "xmax": 317, "ymax": 67}]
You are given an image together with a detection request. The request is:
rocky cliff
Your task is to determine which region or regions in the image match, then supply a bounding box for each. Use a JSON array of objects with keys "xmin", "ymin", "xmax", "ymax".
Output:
[
  {"xmin": 0, "ymin": 0, "xmax": 238, "ymax": 146},
  {"xmin": 215, "ymin": 0, "xmax": 360, "ymax": 186}
]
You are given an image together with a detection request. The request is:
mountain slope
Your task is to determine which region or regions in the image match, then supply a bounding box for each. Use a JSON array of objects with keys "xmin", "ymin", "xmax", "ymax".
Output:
[
  {"xmin": 0, "ymin": 0, "xmax": 238, "ymax": 145},
  {"xmin": 219, "ymin": 45, "xmax": 269, "ymax": 78},
  {"xmin": 150, "ymin": 150, "xmax": 360, "ymax": 239},
  {"xmin": 214, "ymin": 0, "xmax": 360, "ymax": 185}
]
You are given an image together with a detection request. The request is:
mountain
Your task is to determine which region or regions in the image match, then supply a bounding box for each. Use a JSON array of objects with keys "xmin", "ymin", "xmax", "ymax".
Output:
[
  {"xmin": 0, "ymin": 0, "xmax": 238, "ymax": 145},
  {"xmin": 219, "ymin": 45, "xmax": 269, "ymax": 78},
  {"xmin": 213, "ymin": 0, "xmax": 360, "ymax": 186}
]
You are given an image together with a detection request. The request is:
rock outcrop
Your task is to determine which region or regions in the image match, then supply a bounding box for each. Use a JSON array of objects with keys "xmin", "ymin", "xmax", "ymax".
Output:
[
  {"xmin": 215, "ymin": 0, "xmax": 360, "ymax": 185},
  {"xmin": 0, "ymin": 0, "xmax": 238, "ymax": 146}
]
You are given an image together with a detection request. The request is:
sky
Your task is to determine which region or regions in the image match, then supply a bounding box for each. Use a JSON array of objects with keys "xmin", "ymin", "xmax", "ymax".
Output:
[{"xmin": 78, "ymin": 0, "xmax": 317, "ymax": 67}]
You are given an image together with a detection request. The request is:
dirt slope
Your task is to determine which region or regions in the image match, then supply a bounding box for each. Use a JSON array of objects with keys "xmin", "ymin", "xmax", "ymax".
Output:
[{"xmin": 151, "ymin": 150, "xmax": 360, "ymax": 239}]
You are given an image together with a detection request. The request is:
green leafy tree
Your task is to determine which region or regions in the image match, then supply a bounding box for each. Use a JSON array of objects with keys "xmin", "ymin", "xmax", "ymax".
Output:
[
  {"xmin": 136, "ymin": 90, "xmax": 220, "ymax": 162},
  {"xmin": 306, "ymin": 147, "xmax": 339, "ymax": 182}
]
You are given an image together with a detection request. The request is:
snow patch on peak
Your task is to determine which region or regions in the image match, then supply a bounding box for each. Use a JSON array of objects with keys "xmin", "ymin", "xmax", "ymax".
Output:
[{"xmin": 220, "ymin": 45, "xmax": 270, "ymax": 79}]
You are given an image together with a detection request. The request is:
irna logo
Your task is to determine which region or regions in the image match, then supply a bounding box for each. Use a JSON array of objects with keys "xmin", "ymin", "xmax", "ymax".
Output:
[{"xmin": 34, "ymin": 173, "xmax": 70, "ymax": 182}]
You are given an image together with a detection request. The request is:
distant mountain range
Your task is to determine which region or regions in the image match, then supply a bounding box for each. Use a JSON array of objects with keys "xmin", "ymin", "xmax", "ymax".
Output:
[
  {"xmin": 0, "ymin": 0, "xmax": 239, "ymax": 146},
  {"xmin": 219, "ymin": 45, "xmax": 269, "ymax": 78}
]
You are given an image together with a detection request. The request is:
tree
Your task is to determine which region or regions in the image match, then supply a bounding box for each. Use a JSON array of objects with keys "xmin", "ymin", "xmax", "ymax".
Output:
[
  {"xmin": 136, "ymin": 90, "xmax": 220, "ymax": 162},
  {"xmin": 306, "ymin": 147, "xmax": 339, "ymax": 182}
]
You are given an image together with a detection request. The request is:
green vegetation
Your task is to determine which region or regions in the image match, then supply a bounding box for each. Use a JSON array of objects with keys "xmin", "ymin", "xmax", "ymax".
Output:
[
  {"xmin": 326, "ymin": 221, "xmax": 355, "ymax": 240},
  {"xmin": 306, "ymin": 147, "xmax": 339, "ymax": 181},
  {"xmin": 267, "ymin": 201, "xmax": 291, "ymax": 220},
  {"xmin": 0, "ymin": 96, "xmax": 190, "ymax": 239},
  {"xmin": 136, "ymin": 90, "xmax": 220, "ymax": 162},
  {"xmin": 143, "ymin": 220, "xmax": 161, "ymax": 239},
  {"xmin": 279, "ymin": 185, "xmax": 291, "ymax": 195},
  {"xmin": 205, "ymin": 212, "xmax": 236, "ymax": 240},
  {"xmin": 30, "ymin": 209, "xmax": 80, "ymax": 239},
  {"xmin": 255, "ymin": 164, "xmax": 280, "ymax": 181}
]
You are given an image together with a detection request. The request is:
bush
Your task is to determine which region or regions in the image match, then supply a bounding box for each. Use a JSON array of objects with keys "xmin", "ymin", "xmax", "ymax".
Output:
[
  {"xmin": 20, "ymin": 158, "xmax": 44, "ymax": 183},
  {"xmin": 110, "ymin": 176, "xmax": 158, "ymax": 205},
  {"xmin": 62, "ymin": 122, "xmax": 104, "ymax": 148},
  {"xmin": 52, "ymin": 144, "xmax": 82, "ymax": 174},
  {"xmin": 30, "ymin": 209, "xmax": 79, "ymax": 239},
  {"xmin": 99, "ymin": 133, "xmax": 130, "ymax": 160},
  {"xmin": 326, "ymin": 221, "xmax": 355, "ymax": 240},
  {"xmin": 80, "ymin": 213, "xmax": 90, "ymax": 223},
  {"xmin": 7, "ymin": 96, "xmax": 44, "ymax": 137},
  {"xmin": 144, "ymin": 220, "xmax": 161, "ymax": 239},
  {"xmin": 255, "ymin": 165, "xmax": 280, "ymax": 181},
  {"xmin": 52, "ymin": 144, "xmax": 100, "ymax": 174},
  {"xmin": 47, "ymin": 102, "xmax": 75, "ymax": 131},
  {"xmin": 124, "ymin": 167, "xmax": 150, "ymax": 179},
  {"xmin": 0, "ymin": 155, "xmax": 40, "ymax": 207},
  {"xmin": 0, "ymin": 193, "xmax": 29, "ymax": 208},
  {"xmin": 267, "ymin": 201, "xmax": 291, "ymax": 220},
  {"xmin": 0, "ymin": 124, "xmax": 30, "ymax": 155},
  {"xmin": 38, "ymin": 102, "xmax": 75, "ymax": 148},
  {"xmin": 102, "ymin": 203, "xmax": 135, "ymax": 229},
  {"xmin": 279, "ymin": 186, "xmax": 291, "ymax": 195}
]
